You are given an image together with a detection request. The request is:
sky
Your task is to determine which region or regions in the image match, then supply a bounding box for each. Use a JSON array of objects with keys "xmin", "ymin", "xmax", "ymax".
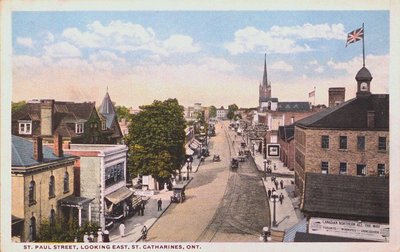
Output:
[{"xmin": 12, "ymin": 10, "xmax": 389, "ymax": 108}]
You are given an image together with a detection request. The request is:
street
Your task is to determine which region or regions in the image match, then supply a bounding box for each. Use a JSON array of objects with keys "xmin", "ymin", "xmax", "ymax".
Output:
[{"xmin": 146, "ymin": 121, "xmax": 270, "ymax": 242}]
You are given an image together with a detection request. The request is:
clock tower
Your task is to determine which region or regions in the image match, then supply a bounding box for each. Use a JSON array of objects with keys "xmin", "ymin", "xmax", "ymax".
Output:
[{"xmin": 355, "ymin": 66, "xmax": 372, "ymax": 97}]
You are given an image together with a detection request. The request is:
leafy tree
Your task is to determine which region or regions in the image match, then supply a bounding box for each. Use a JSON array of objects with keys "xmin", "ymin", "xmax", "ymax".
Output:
[
  {"xmin": 11, "ymin": 101, "xmax": 26, "ymax": 113},
  {"xmin": 209, "ymin": 105, "xmax": 217, "ymax": 118},
  {"xmin": 115, "ymin": 105, "xmax": 131, "ymax": 121},
  {"xmin": 227, "ymin": 104, "xmax": 239, "ymax": 120},
  {"xmin": 125, "ymin": 99, "xmax": 186, "ymax": 182}
]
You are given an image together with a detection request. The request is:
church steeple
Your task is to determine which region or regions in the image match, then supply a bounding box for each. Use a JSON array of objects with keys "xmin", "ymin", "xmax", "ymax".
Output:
[
  {"xmin": 263, "ymin": 53, "xmax": 268, "ymax": 88},
  {"xmin": 259, "ymin": 53, "xmax": 271, "ymax": 102}
]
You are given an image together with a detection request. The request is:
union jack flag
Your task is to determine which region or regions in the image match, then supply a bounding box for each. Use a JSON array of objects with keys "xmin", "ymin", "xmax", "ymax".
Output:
[{"xmin": 345, "ymin": 27, "xmax": 364, "ymax": 47}]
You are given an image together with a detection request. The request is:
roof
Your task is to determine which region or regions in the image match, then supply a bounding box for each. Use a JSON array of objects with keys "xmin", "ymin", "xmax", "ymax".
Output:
[
  {"xmin": 98, "ymin": 92, "xmax": 116, "ymax": 129},
  {"xmin": 303, "ymin": 173, "xmax": 389, "ymax": 222},
  {"xmin": 355, "ymin": 66, "xmax": 372, "ymax": 80},
  {"xmin": 277, "ymin": 102, "xmax": 310, "ymax": 112},
  {"xmin": 283, "ymin": 218, "xmax": 308, "ymax": 242},
  {"xmin": 296, "ymin": 94, "xmax": 389, "ymax": 130},
  {"xmin": 278, "ymin": 125, "xmax": 294, "ymax": 142},
  {"xmin": 59, "ymin": 195, "xmax": 94, "ymax": 207},
  {"xmin": 294, "ymin": 232, "xmax": 372, "ymax": 242},
  {"xmin": 12, "ymin": 135, "xmax": 74, "ymax": 167},
  {"xmin": 259, "ymin": 97, "xmax": 278, "ymax": 103}
]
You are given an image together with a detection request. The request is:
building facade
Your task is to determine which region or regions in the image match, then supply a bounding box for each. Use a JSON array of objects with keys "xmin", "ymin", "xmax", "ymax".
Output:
[
  {"xmin": 216, "ymin": 106, "xmax": 228, "ymax": 119},
  {"xmin": 12, "ymin": 135, "xmax": 78, "ymax": 242},
  {"xmin": 294, "ymin": 66, "xmax": 389, "ymax": 196}
]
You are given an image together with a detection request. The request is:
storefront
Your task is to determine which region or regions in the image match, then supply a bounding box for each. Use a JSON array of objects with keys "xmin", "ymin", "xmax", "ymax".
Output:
[{"xmin": 104, "ymin": 187, "xmax": 133, "ymax": 229}]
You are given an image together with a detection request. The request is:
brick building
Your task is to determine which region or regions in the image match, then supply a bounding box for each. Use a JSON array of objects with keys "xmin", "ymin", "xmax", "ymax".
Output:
[
  {"xmin": 294, "ymin": 66, "xmax": 389, "ymax": 196},
  {"xmin": 11, "ymin": 135, "xmax": 78, "ymax": 242},
  {"xmin": 278, "ymin": 125, "xmax": 295, "ymax": 170}
]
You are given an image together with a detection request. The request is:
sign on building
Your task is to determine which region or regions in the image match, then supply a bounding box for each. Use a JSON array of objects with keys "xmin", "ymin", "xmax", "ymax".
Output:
[
  {"xmin": 267, "ymin": 144, "xmax": 280, "ymax": 157},
  {"xmin": 309, "ymin": 217, "xmax": 389, "ymax": 242}
]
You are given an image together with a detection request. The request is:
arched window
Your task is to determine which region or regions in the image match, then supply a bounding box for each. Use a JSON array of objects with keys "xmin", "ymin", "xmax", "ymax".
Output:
[
  {"xmin": 29, "ymin": 216, "xmax": 36, "ymax": 241},
  {"xmin": 63, "ymin": 172, "xmax": 69, "ymax": 193},
  {"xmin": 49, "ymin": 175, "xmax": 55, "ymax": 198},
  {"xmin": 49, "ymin": 209, "xmax": 56, "ymax": 227},
  {"xmin": 29, "ymin": 180, "xmax": 36, "ymax": 205}
]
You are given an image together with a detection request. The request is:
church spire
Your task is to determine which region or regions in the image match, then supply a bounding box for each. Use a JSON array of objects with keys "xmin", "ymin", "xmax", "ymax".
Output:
[{"xmin": 262, "ymin": 53, "xmax": 268, "ymax": 88}]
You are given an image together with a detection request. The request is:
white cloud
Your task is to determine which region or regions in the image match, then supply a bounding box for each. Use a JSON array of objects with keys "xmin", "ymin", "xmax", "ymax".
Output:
[
  {"xmin": 62, "ymin": 20, "xmax": 199, "ymax": 56},
  {"xmin": 13, "ymin": 55, "xmax": 42, "ymax": 68},
  {"xmin": 226, "ymin": 23, "xmax": 346, "ymax": 55},
  {"xmin": 269, "ymin": 23, "xmax": 346, "ymax": 40},
  {"xmin": 308, "ymin": 60, "xmax": 318, "ymax": 65},
  {"xmin": 269, "ymin": 61, "xmax": 293, "ymax": 72},
  {"xmin": 17, "ymin": 37, "xmax": 34, "ymax": 48},
  {"xmin": 44, "ymin": 32, "xmax": 55, "ymax": 44},
  {"xmin": 225, "ymin": 26, "xmax": 311, "ymax": 55},
  {"xmin": 44, "ymin": 42, "xmax": 81, "ymax": 58},
  {"xmin": 198, "ymin": 57, "xmax": 237, "ymax": 72},
  {"xmin": 315, "ymin": 66, "xmax": 324, "ymax": 73}
]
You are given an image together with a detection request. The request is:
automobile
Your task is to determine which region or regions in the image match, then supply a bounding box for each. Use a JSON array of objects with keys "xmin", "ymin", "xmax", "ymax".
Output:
[
  {"xmin": 231, "ymin": 158, "xmax": 239, "ymax": 169},
  {"xmin": 201, "ymin": 148, "xmax": 210, "ymax": 157},
  {"xmin": 213, "ymin": 155, "xmax": 221, "ymax": 162},
  {"xmin": 170, "ymin": 184, "xmax": 186, "ymax": 203}
]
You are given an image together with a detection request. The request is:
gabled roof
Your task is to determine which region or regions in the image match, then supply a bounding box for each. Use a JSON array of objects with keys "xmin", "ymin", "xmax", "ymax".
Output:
[
  {"xmin": 278, "ymin": 125, "xmax": 294, "ymax": 142},
  {"xmin": 12, "ymin": 135, "xmax": 74, "ymax": 167},
  {"xmin": 296, "ymin": 94, "xmax": 389, "ymax": 130},
  {"xmin": 303, "ymin": 173, "xmax": 389, "ymax": 222},
  {"xmin": 277, "ymin": 102, "xmax": 310, "ymax": 112}
]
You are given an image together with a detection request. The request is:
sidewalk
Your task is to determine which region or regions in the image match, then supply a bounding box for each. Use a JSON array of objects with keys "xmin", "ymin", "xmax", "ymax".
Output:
[
  {"xmin": 109, "ymin": 178, "xmax": 194, "ymax": 242},
  {"xmin": 252, "ymin": 151, "xmax": 304, "ymax": 236}
]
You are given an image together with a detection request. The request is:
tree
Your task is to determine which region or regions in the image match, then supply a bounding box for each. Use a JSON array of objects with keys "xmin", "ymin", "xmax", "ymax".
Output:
[
  {"xmin": 125, "ymin": 99, "xmax": 186, "ymax": 182},
  {"xmin": 115, "ymin": 105, "xmax": 131, "ymax": 121},
  {"xmin": 209, "ymin": 105, "xmax": 217, "ymax": 118},
  {"xmin": 227, "ymin": 104, "xmax": 239, "ymax": 120},
  {"xmin": 12, "ymin": 101, "xmax": 26, "ymax": 114}
]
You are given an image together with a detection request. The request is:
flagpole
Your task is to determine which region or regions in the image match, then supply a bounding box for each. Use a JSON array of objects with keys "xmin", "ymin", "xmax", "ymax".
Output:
[
  {"xmin": 362, "ymin": 23, "xmax": 365, "ymax": 67},
  {"xmin": 313, "ymin": 86, "xmax": 316, "ymax": 106}
]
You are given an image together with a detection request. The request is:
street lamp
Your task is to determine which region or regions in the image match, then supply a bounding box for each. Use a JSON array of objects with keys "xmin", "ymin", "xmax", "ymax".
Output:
[
  {"xmin": 252, "ymin": 142, "xmax": 255, "ymax": 156},
  {"xmin": 263, "ymin": 159, "xmax": 267, "ymax": 180},
  {"xmin": 271, "ymin": 191, "xmax": 278, "ymax": 227},
  {"xmin": 186, "ymin": 165, "xmax": 189, "ymax": 180}
]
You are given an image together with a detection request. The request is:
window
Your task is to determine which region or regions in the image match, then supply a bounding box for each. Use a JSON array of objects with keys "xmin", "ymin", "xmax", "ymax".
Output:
[
  {"xmin": 75, "ymin": 123, "xmax": 84, "ymax": 134},
  {"xmin": 29, "ymin": 180, "xmax": 36, "ymax": 205},
  {"xmin": 357, "ymin": 164, "xmax": 366, "ymax": 176},
  {"xmin": 291, "ymin": 117, "xmax": 294, "ymax": 124},
  {"xmin": 49, "ymin": 175, "xmax": 55, "ymax": 198},
  {"xmin": 339, "ymin": 136, "xmax": 347, "ymax": 149},
  {"xmin": 377, "ymin": 164, "xmax": 385, "ymax": 177},
  {"xmin": 321, "ymin": 161, "xmax": 329, "ymax": 174},
  {"xmin": 105, "ymin": 162, "xmax": 125, "ymax": 187},
  {"xmin": 18, "ymin": 121, "xmax": 32, "ymax": 135},
  {"xmin": 378, "ymin": 137, "xmax": 387, "ymax": 151},
  {"xmin": 29, "ymin": 216, "xmax": 36, "ymax": 241},
  {"xmin": 63, "ymin": 172, "xmax": 69, "ymax": 193},
  {"xmin": 339, "ymin": 162, "xmax": 347, "ymax": 174},
  {"xmin": 101, "ymin": 121, "xmax": 106, "ymax": 130},
  {"xmin": 357, "ymin": 136, "xmax": 365, "ymax": 151},
  {"xmin": 49, "ymin": 209, "xmax": 56, "ymax": 227},
  {"xmin": 321, "ymin": 136, "xmax": 329, "ymax": 149}
]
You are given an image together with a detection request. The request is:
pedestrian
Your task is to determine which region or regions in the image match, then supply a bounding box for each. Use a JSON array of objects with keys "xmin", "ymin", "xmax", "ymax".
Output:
[
  {"xmin": 119, "ymin": 222, "xmax": 126, "ymax": 237},
  {"xmin": 141, "ymin": 202, "xmax": 145, "ymax": 216},
  {"xmin": 103, "ymin": 229, "xmax": 110, "ymax": 243},
  {"xmin": 141, "ymin": 225, "xmax": 148, "ymax": 240},
  {"xmin": 89, "ymin": 232, "xmax": 94, "ymax": 242},
  {"xmin": 125, "ymin": 205, "xmax": 130, "ymax": 217},
  {"xmin": 270, "ymin": 175, "xmax": 274, "ymax": 182},
  {"xmin": 275, "ymin": 180, "xmax": 279, "ymax": 190},
  {"xmin": 267, "ymin": 189, "xmax": 271, "ymax": 199},
  {"xmin": 279, "ymin": 193, "xmax": 284, "ymax": 205},
  {"xmin": 280, "ymin": 180, "xmax": 284, "ymax": 189},
  {"xmin": 274, "ymin": 163, "xmax": 276, "ymax": 170},
  {"xmin": 83, "ymin": 232, "xmax": 89, "ymax": 243},
  {"xmin": 157, "ymin": 198, "xmax": 162, "ymax": 211},
  {"xmin": 97, "ymin": 228, "xmax": 103, "ymax": 243},
  {"xmin": 272, "ymin": 188, "xmax": 276, "ymax": 193}
]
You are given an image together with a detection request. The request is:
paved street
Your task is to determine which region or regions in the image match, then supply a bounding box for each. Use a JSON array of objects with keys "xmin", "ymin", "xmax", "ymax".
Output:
[{"xmin": 146, "ymin": 121, "xmax": 270, "ymax": 242}]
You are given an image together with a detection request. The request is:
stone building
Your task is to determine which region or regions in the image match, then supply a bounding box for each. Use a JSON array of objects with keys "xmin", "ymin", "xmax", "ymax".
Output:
[
  {"xmin": 216, "ymin": 106, "xmax": 228, "ymax": 120},
  {"xmin": 11, "ymin": 135, "xmax": 78, "ymax": 242},
  {"xmin": 294, "ymin": 66, "xmax": 389, "ymax": 196}
]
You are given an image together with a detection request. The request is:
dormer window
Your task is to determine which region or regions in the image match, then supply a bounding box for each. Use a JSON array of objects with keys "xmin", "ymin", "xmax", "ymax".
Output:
[
  {"xmin": 19, "ymin": 120, "xmax": 32, "ymax": 135},
  {"xmin": 75, "ymin": 123, "xmax": 84, "ymax": 134},
  {"xmin": 101, "ymin": 121, "xmax": 106, "ymax": 130}
]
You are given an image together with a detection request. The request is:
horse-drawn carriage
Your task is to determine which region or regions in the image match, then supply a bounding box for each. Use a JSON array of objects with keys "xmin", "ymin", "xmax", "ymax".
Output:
[{"xmin": 231, "ymin": 158, "xmax": 239, "ymax": 170}]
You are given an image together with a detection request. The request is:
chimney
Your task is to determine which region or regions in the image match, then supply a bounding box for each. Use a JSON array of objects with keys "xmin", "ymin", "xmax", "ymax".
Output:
[
  {"xmin": 53, "ymin": 134, "xmax": 63, "ymax": 157},
  {"xmin": 328, "ymin": 87, "xmax": 345, "ymax": 108},
  {"xmin": 33, "ymin": 136, "xmax": 43, "ymax": 161},
  {"xmin": 40, "ymin": 99, "xmax": 55, "ymax": 136},
  {"xmin": 367, "ymin": 111, "xmax": 375, "ymax": 128}
]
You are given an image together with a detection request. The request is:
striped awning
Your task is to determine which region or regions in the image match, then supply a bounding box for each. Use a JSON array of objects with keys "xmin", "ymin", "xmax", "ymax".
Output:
[
  {"xmin": 189, "ymin": 139, "xmax": 202, "ymax": 150},
  {"xmin": 105, "ymin": 187, "xmax": 133, "ymax": 205}
]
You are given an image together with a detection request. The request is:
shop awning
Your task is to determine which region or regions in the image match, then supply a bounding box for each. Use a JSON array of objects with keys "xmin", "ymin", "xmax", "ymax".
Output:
[
  {"xmin": 189, "ymin": 139, "xmax": 202, "ymax": 150},
  {"xmin": 105, "ymin": 187, "xmax": 133, "ymax": 205},
  {"xmin": 12, "ymin": 215, "xmax": 24, "ymax": 225},
  {"xmin": 59, "ymin": 195, "xmax": 95, "ymax": 208},
  {"xmin": 131, "ymin": 196, "xmax": 142, "ymax": 207},
  {"xmin": 186, "ymin": 147, "xmax": 194, "ymax": 155}
]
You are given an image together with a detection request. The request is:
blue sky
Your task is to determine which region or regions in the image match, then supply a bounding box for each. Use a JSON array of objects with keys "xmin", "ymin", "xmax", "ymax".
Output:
[{"xmin": 12, "ymin": 11, "xmax": 389, "ymax": 108}]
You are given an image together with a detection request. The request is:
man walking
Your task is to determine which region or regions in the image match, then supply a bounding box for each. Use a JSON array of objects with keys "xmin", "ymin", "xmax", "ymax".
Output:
[
  {"xmin": 141, "ymin": 202, "xmax": 145, "ymax": 216},
  {"xmin": 275, "ymin": 180, "xmax": 279, "ymax": 190},
  {"xmin": 157, "ymin": 198, "xmax": 162, "ymax": 211},
  {"xmin": 279, "ymin": 193, "xmax": 284, "ymax": 205},
  {"xmin": 119, "ymin": 222, "xmax": 126, "ymax": 238},
  {"xmin": 267, "ymin": 189, "xmax": 271, "ymax": 199},
  {"xmin": 280, "ymin": 180, "xmax": 284, "ymax": 189}
]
